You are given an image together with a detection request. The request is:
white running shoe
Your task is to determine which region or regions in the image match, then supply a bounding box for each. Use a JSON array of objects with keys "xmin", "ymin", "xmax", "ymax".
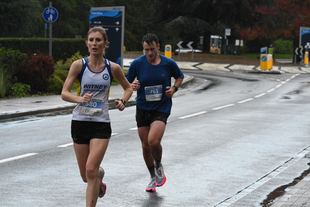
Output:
[
  {"xmin": 146, "ymin": 177, "xmax": 156, "ymax": 192},
  {"xmin": 98, "ymin": 167, "xmax": 106, "ymax": 198},
  {"xmin": 154, "ymin": 163, "xmax": 166, "ymax": 187}
]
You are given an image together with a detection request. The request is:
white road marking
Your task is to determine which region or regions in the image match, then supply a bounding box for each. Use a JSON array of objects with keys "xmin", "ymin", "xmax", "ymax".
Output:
[
  {"xmin": 0, "ymin": 153, "xmax": 38, "ymax": 164},
  {"xmin": 212, "ymin": 104, "xmax": 235, "ymax": 111},
  {"xmin": 178, "ymin": 111, "xmax": 207, "ymax": 119},
  {"xmin": 58, "ymin": 143, "xmax": 73, "ymax": 148},
  {"xmin": 255, "ymin": 93, "xmax": 266, "ymax": 98},
  {"xmin": 238, "ymin": 98, "xmax": 253, "ymax": 104},
  {"xmin": 267, "ymin": 88, "xmax": 275, "ymax": 93}
]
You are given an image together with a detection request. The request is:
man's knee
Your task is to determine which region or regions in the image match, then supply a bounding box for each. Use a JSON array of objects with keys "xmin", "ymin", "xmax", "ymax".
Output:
[{"xmin": 149, "ymin": 138, "xmax": 161, "ymax": 149}]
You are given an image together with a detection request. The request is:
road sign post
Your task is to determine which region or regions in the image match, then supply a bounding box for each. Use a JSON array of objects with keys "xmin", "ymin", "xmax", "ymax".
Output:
[
  {"xmin": 187, "ymin": 41, "xmax": 194, "ymax": 60},
  {"xmin": 177, "ymin": 41, "xmax": 183, "ymax": 60},
  {"xmin": 43, "ymin": 2, "xmax": 58, "ymax": 57},
  {"xmin": 224, "ymin": 28, "xmax": 231, "ymax": 55}
]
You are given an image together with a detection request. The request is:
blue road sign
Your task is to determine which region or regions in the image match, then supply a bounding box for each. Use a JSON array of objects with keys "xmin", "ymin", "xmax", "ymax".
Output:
[
  {"xmin": 43, "ymin": 7, "xmax": 58, "ymax": 23},
  {"xmin": 89, "ymin": 7, "xmax": 124, "ymax": 66}
]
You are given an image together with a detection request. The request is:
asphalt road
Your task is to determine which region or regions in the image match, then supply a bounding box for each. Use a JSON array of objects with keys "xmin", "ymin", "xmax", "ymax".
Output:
[{"xmin": 1, "ymin": 70, "xmax": 310, "ymax": 206}]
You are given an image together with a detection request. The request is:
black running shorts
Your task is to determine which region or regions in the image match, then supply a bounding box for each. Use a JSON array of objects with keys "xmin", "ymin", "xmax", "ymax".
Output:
[
  {"xmin": 71, "ymin": 120, "xmax": 112, "ymax": 144},
  {"xmin": 136, "ymin": 107, "xmax": 169, "ymax": 128}
]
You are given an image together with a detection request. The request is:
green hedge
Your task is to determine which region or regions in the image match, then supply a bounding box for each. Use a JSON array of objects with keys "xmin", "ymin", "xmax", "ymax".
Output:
[{"xmin": 0, "ymin": 38, "xmax": 89, "ymax": 62}]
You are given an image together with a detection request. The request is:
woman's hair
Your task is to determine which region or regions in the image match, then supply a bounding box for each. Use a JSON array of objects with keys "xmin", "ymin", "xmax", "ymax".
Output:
[{"xmin": 87, "ymin": 26, "xmax": 108, "ymax": 41}]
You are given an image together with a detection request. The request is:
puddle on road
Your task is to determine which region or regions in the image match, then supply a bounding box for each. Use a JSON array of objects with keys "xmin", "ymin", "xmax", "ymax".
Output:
[{"xmin": 261, "ymin": 162, "xmax": 310, "ymax": 207}]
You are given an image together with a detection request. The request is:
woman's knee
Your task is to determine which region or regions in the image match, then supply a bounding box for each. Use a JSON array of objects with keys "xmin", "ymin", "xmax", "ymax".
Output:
[{"xmin": 85, "ymin": 164, "xmax": 98, "ymax": 181}]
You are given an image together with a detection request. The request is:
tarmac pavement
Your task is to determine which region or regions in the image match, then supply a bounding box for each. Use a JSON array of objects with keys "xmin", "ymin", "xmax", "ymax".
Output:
[{"xmin": 1, "ymin": 58, "xmax": 310, "ymax": 206}]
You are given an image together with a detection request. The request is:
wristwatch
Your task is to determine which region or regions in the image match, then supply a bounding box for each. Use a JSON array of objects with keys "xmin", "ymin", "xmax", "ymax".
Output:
[
  {"xmin": 172, "ymin": 85, "xmax": 178, "ymax": 92},
  {"xmin": 120, "ymin": 99, "xmax": 126, "ymax": 105}
]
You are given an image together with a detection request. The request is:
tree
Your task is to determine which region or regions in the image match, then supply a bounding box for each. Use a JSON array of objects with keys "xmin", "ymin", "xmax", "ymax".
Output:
[
  {"xmin": 241, "ymin": 0, "xmax": 310, "ymax": 49},
  {"xmin": 146, "ymin": 0, "xmax": 272, "ymax": 51},
  {"xmin": 0, "ymin": 0, "xmax": 43, "ymax": 37}
]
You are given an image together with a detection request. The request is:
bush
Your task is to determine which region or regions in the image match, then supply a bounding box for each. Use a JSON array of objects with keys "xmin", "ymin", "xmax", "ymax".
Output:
[
  {"xmin": 47, "ymin": 75, "xmax": 64, "ymax": 94},
  {"xmin": 0, "ymin": 47, "xmax": 27, "ymax": 71},
  {"xmin": 65, "ymin": 51, "xmax": 83, "ymax": 66},
  {"xmin": 15, "ymin": 51, "xmax": 55, "ymax": 94},
  {"xmin": 0, "ymin": 66, "xmax": 15, "ymax": 98},
  {"xmin": 274, "ymin": 39, "xmax": 293, "ymax": 54},
  {"xmin": 0, "ymin": 38, "xmax": 88, "ymax": 62},
  {"xmin": 54, "ymin": 68, "xmax": 69, "ymax": 82},
  {"xmin": 55, "ymin": 51, "xmax": 84, "ymax": 72},
  {"xmin": 12, "ymin": 83, "xmax": 31, "ymax": 98}
]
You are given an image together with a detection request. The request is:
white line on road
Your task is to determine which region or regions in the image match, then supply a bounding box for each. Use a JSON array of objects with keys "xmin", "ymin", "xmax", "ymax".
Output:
[
  {"xmin": 178, "ymin": 111, "xmax": 207, "ymax": 119},
  {"xmin": 58, "ymin": 143, "xmax": 73, "ymax": 148},
  {"xmin": 275, "ymin": 84, "xmax": 282, "ymax": 88},
  {"xmin": 212, "ymin": 104, "xmax": 235, "ymax": 111},
  {"xmin": 238, "ymin": 98, "xmax": 253, "ymax": 104},
  {"xmin": 255, "ymin": 93, "xmax": 266, "ymax": 98},
  {"xmin": 267, "ymin": 88, "xmax": 275, "ymax": 93},
  {"xmin": 0, "ymin": 153, "xmax": 38, "ymax": 164}
]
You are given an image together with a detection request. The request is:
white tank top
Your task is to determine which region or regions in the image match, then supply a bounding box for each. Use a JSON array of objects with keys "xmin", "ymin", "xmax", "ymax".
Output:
[{"xmin": 72, "ymin": 57, "xmax": 113, "ymax": 122}]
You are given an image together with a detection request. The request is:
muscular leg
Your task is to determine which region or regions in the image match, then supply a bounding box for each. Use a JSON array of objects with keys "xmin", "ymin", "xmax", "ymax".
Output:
[
  {"xmin": 138, "ymin": 126, "xmax": 153, "ymax": 168},
  {"xmin": 148, "ymin": 121, "xmax": 166, "ymax": 161},
  {"xmin": 74, "ymin": 138, "xmax": 110, "ymax": 207},
  {"xmin": 138, "ymin": 121, "xmax": 166, "ymax": 167}
]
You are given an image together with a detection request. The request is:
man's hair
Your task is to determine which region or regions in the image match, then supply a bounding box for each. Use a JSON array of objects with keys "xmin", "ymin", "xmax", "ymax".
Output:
[{"xmin": 141, "ymin": 33, "xmax": 159, "ymax": 46}]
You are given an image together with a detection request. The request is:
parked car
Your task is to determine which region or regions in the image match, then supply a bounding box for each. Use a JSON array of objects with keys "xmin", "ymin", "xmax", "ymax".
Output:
[{"xmin": 174, "ymin": 48, "xmax": 202, "ymax": 55}]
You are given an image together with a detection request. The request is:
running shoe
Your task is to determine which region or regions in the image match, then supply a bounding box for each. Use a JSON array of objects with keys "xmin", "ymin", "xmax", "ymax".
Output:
[
  {"xmin": 146, "ymin": 177, "xmax": 156, "ymax": 192},
  {"xmin": 154, "ymin": 163, "xmax": 166, "ymax": 187},
  {"xmin": 98, "ymin": 167, "xmax": 106, "ymax": 198}
]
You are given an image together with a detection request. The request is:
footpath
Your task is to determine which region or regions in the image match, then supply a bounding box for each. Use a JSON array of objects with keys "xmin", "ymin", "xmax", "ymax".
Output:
[{"xmin": 1, "ymin": 58, "xmax": 310, "ymax": 206}]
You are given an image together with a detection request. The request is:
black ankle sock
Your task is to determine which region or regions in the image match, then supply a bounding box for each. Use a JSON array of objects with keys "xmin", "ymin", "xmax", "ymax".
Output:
[
  {"xmin": 148, "ymin": 165, "xmax": 155, "ymax": 177},
  {"xmin": 155, "ymin": 159, "xmax": 161, "ymax": 169}
]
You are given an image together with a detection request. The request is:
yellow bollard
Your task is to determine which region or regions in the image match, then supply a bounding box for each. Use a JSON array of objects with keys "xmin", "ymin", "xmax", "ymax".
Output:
[
  {"xmin": 165, "ymin": 45, "xmax": 172, "ymax": 58},
  {"xmin": 305, "ymin": 51, "xmax": 309, "ymax": 65},
  {"xmin": 267, "ymin": 54, "xmax": 273, "ymax": 69},
  {"xmin": 260, "ymin": 54, "xmax": 268, "ymax": 70}
]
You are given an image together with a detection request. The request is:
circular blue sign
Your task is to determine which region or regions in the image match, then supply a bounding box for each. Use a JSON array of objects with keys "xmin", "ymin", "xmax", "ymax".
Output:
[
  {"xmin": 261, "ymin": 56, "xmax": 267, "ymax": 62},
  {"xmin": 43, "ymin": 7, "xmax": 58, "ymax": 23}
]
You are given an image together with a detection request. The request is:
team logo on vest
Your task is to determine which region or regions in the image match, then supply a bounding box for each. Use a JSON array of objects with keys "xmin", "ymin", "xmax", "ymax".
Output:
[{"xmin": 102, "ymin": 73, "xmax": 109, "ymax": 80}]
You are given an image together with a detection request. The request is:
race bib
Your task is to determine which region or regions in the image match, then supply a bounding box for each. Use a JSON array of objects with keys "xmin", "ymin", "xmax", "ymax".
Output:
[
  {"xmin": 79, "ymin": 98, "xmax": 103, "ymax": 116},
  {"xmin": 145, "ymin": 85, "xmax": 162, "ymax": 101}
]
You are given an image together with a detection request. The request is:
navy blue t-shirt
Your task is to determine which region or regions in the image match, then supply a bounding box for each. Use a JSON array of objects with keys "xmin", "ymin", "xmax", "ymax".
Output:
[{"xmin": 126, "ymin": 55, "xmax": 184, "ymax": 115}]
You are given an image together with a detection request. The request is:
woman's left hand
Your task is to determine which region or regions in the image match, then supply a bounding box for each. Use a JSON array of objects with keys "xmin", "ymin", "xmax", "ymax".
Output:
[{"xmin": 115, "ymin": 100, "xmax": 125, "ymax": 111}]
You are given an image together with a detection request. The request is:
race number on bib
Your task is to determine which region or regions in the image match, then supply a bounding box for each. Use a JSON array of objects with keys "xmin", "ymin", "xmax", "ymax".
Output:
[
  {"xmin": 79, "ymin": 98, "xmax": 103, "ymax": 116},
  {"xmin": 145, "ymin": 85, "xmax": 162, "ymax": 101}
]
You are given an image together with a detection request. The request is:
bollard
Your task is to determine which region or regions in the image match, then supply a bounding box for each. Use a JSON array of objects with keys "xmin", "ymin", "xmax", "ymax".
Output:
[
  {"xmin": 267, "ymin": 54, "xmax": 273, "ymax": 70},
  {"xmin": 165, "ymin": 45, "xmax": 172, "ymax": 58},
  {"xmin": 305, "ymin": 51, "xmax": 309, "ymax": 66},
  {"xmin": 260, "ymin": 47, "xmax": 268, "ymax": 70},
  {"xmin": 260, "ymin": 54, "xmax": 268, "ymax": 70}
]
